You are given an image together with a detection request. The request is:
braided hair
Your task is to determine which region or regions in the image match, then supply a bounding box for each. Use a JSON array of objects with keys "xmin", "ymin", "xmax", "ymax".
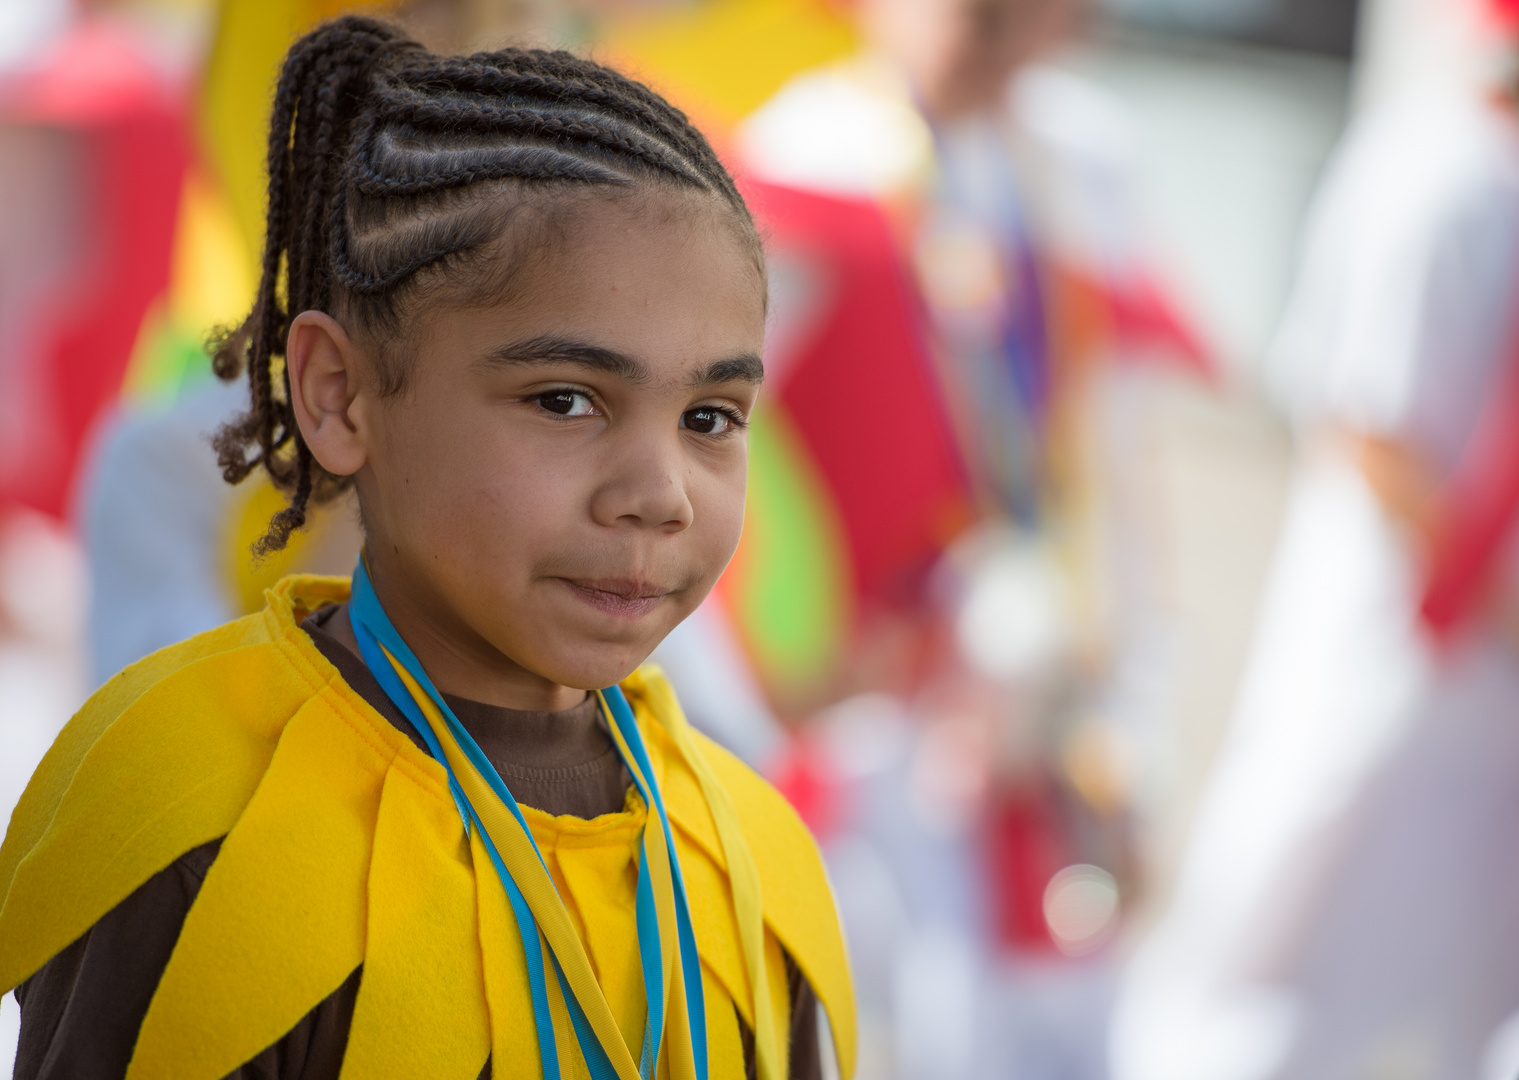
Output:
[{"xmin": 212, "ymin": 15, "xmax": 762, "ymax": 553}]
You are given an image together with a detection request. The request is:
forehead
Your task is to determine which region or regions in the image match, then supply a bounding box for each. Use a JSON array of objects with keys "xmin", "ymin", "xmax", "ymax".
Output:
[
  {"xmin": 544, "ymin": 189, "xmax": 765, "ymax": 300},
  {"xmin": 415, "ymin": 192, "xmax": 767, "ymax": 378}
]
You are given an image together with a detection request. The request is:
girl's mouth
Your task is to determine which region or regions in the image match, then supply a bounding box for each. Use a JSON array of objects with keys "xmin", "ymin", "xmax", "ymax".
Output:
[{"xmin": 558, "ymin": 578, "xmax": 669, "ymax": 619}]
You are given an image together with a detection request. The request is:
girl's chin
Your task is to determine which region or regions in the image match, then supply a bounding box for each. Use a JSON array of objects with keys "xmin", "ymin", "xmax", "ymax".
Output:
[{"xmin": 524, "ymin": 640, "xmax": 657, "ymax": 693}]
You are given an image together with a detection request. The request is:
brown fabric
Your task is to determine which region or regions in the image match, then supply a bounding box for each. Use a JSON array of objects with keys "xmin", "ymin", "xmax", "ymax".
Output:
[
  {"xmin": 787, "ymin": 953, "xmax": 824, "ymax": 1080},
  {"xmin": 11, "ymin": 840, "xmax": 362, "ymax": 1080},
  {"xmin": 12, "ymin": 602, "xmax": 823, "ymax": 1079},
  {"xmin": 13, "ymin": 841, "xmax": 225, "ymax": 1080}
]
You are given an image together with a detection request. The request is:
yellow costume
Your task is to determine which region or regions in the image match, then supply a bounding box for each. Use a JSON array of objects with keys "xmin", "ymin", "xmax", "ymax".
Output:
[{"xmin": 0, "ymin": 576, "xmax": 855, "ymax": 1080}]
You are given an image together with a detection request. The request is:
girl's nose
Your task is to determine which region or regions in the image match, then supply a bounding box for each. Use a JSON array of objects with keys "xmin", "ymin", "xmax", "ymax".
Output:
[{"xmin": 588, "ymin": 432, "xmax": 694, "ymax": 532}]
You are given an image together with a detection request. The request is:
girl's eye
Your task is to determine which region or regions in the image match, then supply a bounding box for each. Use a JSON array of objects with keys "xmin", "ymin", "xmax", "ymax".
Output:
[
  {"xmin": 536, "ymin": 390, "xmax": 596, "ymax": 417},
  {"xmin": 681, "ymin": 407, "xmax": 738, "ymax": 435}
]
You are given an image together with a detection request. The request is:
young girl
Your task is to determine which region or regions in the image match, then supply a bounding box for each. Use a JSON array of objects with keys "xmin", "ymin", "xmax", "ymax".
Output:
[{"xmin": 0, "ymin": 17, "xmax": 854, "ymax": 1080}]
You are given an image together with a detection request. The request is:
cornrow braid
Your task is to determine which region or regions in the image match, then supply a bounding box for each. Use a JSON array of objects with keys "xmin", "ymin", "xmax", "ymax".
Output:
[{"xmin": 212, "ymin": 15, "xmax": 760, "ymax": 554}]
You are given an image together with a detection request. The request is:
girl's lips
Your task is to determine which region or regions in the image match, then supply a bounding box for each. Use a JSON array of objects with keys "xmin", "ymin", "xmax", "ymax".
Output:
[{"xmin": 559, "ymin": 578, "xmax": 668, "ymax": 619}]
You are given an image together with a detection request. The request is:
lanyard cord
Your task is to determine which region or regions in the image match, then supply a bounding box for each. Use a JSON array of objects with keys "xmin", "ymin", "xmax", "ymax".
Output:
[
  {"xmin": 599, "ymin": 687, "xmax": 710, "ymax": 1078},
  {"xmin": 347, "ymin": 562, "xmax": 707, "ymax": 1080}
]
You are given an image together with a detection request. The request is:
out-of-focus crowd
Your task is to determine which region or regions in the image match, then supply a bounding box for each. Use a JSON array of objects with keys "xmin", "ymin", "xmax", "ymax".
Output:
[{"xmin": 5, "ymin": 0, "xmax": 1519, "ymax": 1077}]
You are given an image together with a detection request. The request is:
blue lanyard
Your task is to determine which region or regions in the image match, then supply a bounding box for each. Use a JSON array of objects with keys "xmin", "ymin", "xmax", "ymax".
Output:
[{"xmin": 346, "ymin": 561, "xmax": 707, "ymax": 1080}]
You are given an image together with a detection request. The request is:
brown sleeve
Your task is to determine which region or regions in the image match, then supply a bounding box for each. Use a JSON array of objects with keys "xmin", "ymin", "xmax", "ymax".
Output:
[
  {"xmin": 737, "ymin": 952, "xmax": 824, "ymax": 1080},
  {"xmin": 14, "ymin": 839, "xmax": 224, "ymax": 1080},
  {"xmin": 12, "ymin": 839, "xmax": 363, "ymax": 1080}
]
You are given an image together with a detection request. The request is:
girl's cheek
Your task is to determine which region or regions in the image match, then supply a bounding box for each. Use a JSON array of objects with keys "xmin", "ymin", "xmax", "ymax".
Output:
[{"xmin": 697, "ymin": 474, "xmax": 748, "ymax": 551}]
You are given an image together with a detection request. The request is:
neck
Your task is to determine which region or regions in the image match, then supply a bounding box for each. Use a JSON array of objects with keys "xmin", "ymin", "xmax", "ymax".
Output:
[{"xmin": 346, "ymin": 551, "xmax": 587, "ymax": 713}]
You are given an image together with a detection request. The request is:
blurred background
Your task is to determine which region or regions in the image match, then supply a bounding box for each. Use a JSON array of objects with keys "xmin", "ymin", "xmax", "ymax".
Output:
[{"xmin": 4, "ymin": 0, "xmax": 1519, "ymax": 1077}]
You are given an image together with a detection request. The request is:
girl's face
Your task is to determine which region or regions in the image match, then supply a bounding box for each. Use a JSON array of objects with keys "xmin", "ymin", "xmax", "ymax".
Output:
[{"xmin": 289, "ymin": 193, "xmax": 766, "ymax": 708}]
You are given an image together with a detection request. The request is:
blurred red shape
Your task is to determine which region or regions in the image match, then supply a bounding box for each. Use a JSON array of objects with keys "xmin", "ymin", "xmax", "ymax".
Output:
[
  {"xmin": 743, "ymin": 179, "xmax": 975, "ymax": 607},
  {"xmin": 0, "ymin": 20, "xmax": 189, "ymax": 522}
]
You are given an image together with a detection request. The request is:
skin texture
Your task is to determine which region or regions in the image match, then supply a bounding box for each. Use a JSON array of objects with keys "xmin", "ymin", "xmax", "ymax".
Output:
[
  {"xmin": 861, "ymin": 0, "xmax": 1081, "ymax": 120},
  {"xmin": 286, "ymin": 192, "xmax": 766, "ymax": 711}
]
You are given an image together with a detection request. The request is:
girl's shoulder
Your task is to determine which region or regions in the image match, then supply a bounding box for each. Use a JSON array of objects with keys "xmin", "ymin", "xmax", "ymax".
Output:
[
  {"xmin": 11, "ymin": 574, "xmax": 353, "ymax": 855},
  {"xmin": 78, "ymin": 573, "xmax": 354, "ymax": 745},
  {"xmin": 0, "ymin": 576, "xmax": 388, "ymax": 999}
]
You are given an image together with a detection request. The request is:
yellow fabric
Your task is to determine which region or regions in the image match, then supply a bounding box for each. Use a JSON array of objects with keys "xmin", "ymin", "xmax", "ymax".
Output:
[
  {"xmin": 0, "ymin": 575, "xmax": 855, "ymax": 1079},
  {"xmin": 626, "ymin": 676, "xmax": 784, "ymax": 1080},
  {"xmin": 528, "ymin": 796, "xmax": 647, "ymax": 1059},
  {"xmin": 472, "ymin": 826, "xmax": 541, "ymax": 1078},
  {"xmin": 133, "ymin": 692, "xmax": 382, "ymax": 1077},
  {"xmin": 391, "ymin": 654, "xmax": 655, "ymax": 1080},
  {"xmin": 342, "ymin": 755, "xmax": 489, "ymax": 1078},
  {"xmin": 634, "ymin": 673, "xmax": 858, "ymax": 1080},
  {"xmin": 703, "ymin": 976, "xmax": 746, "ymax": 1079}
]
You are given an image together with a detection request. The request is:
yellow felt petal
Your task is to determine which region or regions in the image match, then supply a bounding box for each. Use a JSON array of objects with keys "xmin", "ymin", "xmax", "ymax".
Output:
[
  {"xmin": 628, "ymin": 668, "xmax": 858, "ymax": 1080},
  {"xmin": 671, "ymin": 831, "xmax": 749, "ymax": 1024},
  {"xmin": 127, "ymin": 694, "xmax": 391, "ymax": 1080},
  {"xmin": 649, "ymin": 729, "xmax": 723, "ymax": 867},
  {"xmin": 547, "ymin": 812, "xmax": 647, "ymax": 1055},
  {"xmin": 0, "ymin": 612, "xmax": 270, "ymax": 902},
  {"xmin": 341, "ymin": 756, "xmax": 489, "ymax": 1080},
  {"xmin": 700, "ymin": 968, "xmax": 746, "ymax": 1080},
  {"xmin": 698, "ymin": 731, "xmax": 857, "ymax": 1079},
  {"xmin": 627, "ymin": 677, "xmax": 782, "ymax": 1080},
  {"xmin": 399, "ymin": 661, "xmax": 642, "ymax": 1080},
  {"xmin": 764, "ymin": 931, "xmax": 791, "ymax": 1079},
  {"xmin": 0, "ymin": 640, "xmax": 303, "ymax": 993},
  {"xmin": 472, "ymin": 828, "xmax": 540, "ymax": 1080}
]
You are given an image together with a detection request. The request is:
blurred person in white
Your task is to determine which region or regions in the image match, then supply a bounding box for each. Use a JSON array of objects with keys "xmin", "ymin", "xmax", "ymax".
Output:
[
  {"xmin": 741, "ymin": 0, "xmax": 1194, "ymax": 521},
  {"xmin": 1110, "ymin": 3, "xmax": 1519, "ymax": 1078},
  {"xmin": 739, "ymin": 1, "xmax": 1200, "ymax": 1078}
]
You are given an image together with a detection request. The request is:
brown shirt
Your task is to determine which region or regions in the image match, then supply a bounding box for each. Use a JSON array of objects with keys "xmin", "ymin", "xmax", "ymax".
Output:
[{"xmin": 13, "ymin": 605, "xmax": 820, "ymax": 1080}]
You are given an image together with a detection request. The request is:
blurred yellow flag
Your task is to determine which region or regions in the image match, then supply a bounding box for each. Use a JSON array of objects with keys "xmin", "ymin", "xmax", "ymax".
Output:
[
  {"xmin": 200, "ymin": 0, "xmax": 390, "ymax": 266},
  {"xmin": 600, "ymin": 0, "xmax": 857, "ymax": 133}
]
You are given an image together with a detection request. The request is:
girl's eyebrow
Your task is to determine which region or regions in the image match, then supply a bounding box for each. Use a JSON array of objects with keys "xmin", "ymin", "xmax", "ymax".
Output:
[
  {"xmin": 484, "ymin": 336, "xmax": 764, "ymax": 388},
  {"xmin": 484, "ymin": 336, "xmax": 649, "ymax": 382},
  {"xmin": 687, "ymin": 354, "xmax": 765, "ymax": 389}
]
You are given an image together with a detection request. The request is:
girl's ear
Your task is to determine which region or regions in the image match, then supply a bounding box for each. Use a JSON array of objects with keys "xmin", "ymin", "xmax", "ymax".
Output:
[{"xmin": 286, "ymin": 310, "xmax": 370, "ymax": 478}]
